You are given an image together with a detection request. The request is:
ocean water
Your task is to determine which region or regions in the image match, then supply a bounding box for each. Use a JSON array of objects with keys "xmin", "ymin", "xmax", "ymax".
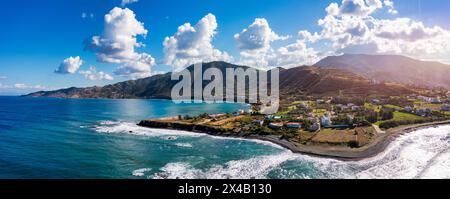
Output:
[{"xmin": 0, "ymin": 96, "xmax": 449, "ymax": 179}]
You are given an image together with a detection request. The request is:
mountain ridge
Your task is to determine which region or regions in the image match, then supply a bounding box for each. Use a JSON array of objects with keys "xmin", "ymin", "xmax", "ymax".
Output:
[
  {"xmin": 314, "ymin": 54, "xmax": 450, "ymax": 89},
  {"xmin": 26, "ymin": 60, "xmax": 417, "ymax": 101}
]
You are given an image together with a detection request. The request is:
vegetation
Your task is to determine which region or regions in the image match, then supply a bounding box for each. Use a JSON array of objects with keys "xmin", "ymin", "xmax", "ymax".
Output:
[
  {"xmin": 379, "ymin": 118, "xmax": 434, "ymax": 129},
  {"xmin": 377, "ymin": 112, "xmax": 427, "ymax": 128},
  {"xmin": 364, "ymin": 103, "xmax": 382, "ymax": 112}
]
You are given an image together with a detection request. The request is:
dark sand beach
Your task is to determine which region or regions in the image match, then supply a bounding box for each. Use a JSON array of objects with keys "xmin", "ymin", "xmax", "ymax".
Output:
[{"xmin": 138, "ymin": 119, "xmax": 450, "ymax": 161}]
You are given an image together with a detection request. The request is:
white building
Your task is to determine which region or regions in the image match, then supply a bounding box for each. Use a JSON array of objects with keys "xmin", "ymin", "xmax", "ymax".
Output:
[
  {"xmin": 372, "ymin": 99, "xmax": 381, "ymax": 104},
  {"xmin": 441, "ymin": 105, "xmax": 450, "ymax": 111},
  {"xmin": 320, "ymin": 115, "xmax": 332, "ymax": 127},
  {"xmin": 404, "ymin": 106, "xmax": 413, "ymax": 112},
  {"xmin": 351, "ymin": 105, "xmax": 361, "ymax": 111},
  {"xmin": 415, "ymin": 108, "xmax": 432, "ymax": 116},
  {"xmin": 430, "ymin": 98, "xmax": 442, "ymax": 104}
]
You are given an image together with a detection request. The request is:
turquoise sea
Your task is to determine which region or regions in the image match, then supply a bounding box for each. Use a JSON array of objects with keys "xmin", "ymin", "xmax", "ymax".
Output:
[{"xmin": 0, "ymin": 96, "xmax": 449, "ymax": 179}]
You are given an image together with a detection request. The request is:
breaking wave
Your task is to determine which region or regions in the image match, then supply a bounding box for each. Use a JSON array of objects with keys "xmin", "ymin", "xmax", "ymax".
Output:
[
  {"xmin": 174, "ymin": 143, "xmax": 193, "ymax": 148},
  {"xmin": 93, "ymin": 120, "xmax": 284, "ymax": 149},
  {"xmin": 132, "ymin": 168, "xmax": 152, "ymax": 177},
  {"xmin": 153, "ymin": 152, "xmax": 298, "ymax": 179},
  {"xmin": 94, "ymin": 121, "xmax": 450, "ymax": 179},
  {"xmin": 93, "ymin": 120, "xmax": 204, "ymax": 138}
]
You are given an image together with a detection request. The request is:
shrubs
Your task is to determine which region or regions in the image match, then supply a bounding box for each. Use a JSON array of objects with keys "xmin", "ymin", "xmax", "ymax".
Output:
[
  {"xmin": 379, "ymin": 118, "xmax": 433, "ymax": 129},
  {"xmin": 365, "ymin": 111, "xmax": 379, "ymax": 123},
  {"xmin": 380, "ymin": 108, "xmax": 394, "ymax": 120},
  {"xmin": 347, "ymin": 140, "xmax": 360, "ymax": 148}
]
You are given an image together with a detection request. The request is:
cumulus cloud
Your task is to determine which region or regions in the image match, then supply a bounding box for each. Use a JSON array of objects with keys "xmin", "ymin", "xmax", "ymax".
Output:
[
  {"xmin": 85, "ymin": 7, "xmax": 155, "ymax": 79},
  {"xmin": 233, "ymin": 0, "xmax": 450, "ymax": 69},
  {"xmin": 121, "ymin": 0, "xmax": 138, "ymax": 6},
  {"xmin": 384, "ymin": 0, "xmax": 397, "ymax": 14},
  {"xmin": 55, "ymin": 56, "xmax": 83, "ymax": 74},
  {"xmin": 305, "ymin": 0, "xmax": 450, "ymax": 59},
  {"xmin": 163, "ymin": 13, "xmax": 232, "ymax": 71},
  {"xmin": 235, "ymin": 18, "xmax": 297, "ymax": 69},
  {"xmin": 336, "ymin": 0, "xmax": 383, "ymax": 17},
  {"xmin": 79, "ymin": 66, "xmax": 114, "ymax": 81},
  {"xmin": 234, "ymin": 18, "xmax": 289, "ymax": 52}
]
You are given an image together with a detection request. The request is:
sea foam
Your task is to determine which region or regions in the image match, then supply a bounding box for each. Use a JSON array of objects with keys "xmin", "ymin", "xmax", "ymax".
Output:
[{"xmin": 95, "ymin": 120, "xmax": 450, "ymax": 179}]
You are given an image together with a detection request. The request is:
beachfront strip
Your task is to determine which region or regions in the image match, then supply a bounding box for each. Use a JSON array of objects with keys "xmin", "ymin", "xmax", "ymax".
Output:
[{"xmin": 140, "ymin": 92, "xmax": 450, "ymax": 152}]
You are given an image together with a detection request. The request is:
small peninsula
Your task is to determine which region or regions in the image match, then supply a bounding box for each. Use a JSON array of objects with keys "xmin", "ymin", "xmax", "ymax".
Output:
[{"xmin": 138, "ymin": 94, "xmax": 450, "ymax": 160}]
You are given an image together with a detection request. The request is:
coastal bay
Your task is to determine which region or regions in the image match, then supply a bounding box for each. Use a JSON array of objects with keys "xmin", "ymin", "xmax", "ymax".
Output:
[
  {"xmin": 138, "ymin": 117, "xmax": 450, "ymax": 161},
  {"xmin": 1, "ymin": 97, "xmax": 450, "ymax": 179}
]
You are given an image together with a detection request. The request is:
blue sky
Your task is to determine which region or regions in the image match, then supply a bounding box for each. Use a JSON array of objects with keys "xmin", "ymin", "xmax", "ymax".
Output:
[{"xmin": 1, "ymin": 0, "xmax": 450, "ymax": 95}]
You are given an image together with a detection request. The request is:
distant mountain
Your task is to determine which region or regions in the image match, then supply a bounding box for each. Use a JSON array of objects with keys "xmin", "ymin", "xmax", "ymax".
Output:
[
  {"xmin": 26, "ymin": 61, "xmax": 416, "ymax": 100},
  {"xmin": 279, "ymin": 66, "xmax": 413, "ymax": 97},
  {"xmin": 26, "ymin": 62, "xmax": 249, "ymax": 99},
  {"xmin": 314, "ymin": 54, "xmax": 450, "ymax": 89}
]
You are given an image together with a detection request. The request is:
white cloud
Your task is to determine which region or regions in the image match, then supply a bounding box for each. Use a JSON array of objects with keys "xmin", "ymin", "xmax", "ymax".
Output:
[
  {"xmin": 235, "ymin": 18, "xmax": 297, "ymax": 69},
  {"xmin": 383, "ymin": 0, "xmax": 397, "ymax": 14},
  {"xmin": 305, "ymin": 0, "xmax": 450, "ymax": 60},
  {"xmin": 0, "ymin": 83, "xmax": 11, "ymax": 89},
  {"xmin": 0, "ymin": 75, "xmax": 7, "ymax": 79},
  {"xmin": 79, "ymin": 66, "xmax": 114, "ymax": 81},
  {"xmin": 55, "ymin": 56, "xmax": 83, "ymax": 74},
  {"xmin": 82, "ymin": 12, "xmax": 94, "ymax": 19},
  {"xmin": 269, "ymin": 40, "xmax": 322, "ymax": 69},
  {"xmin": 121, "ymin": 0, "xmax": 138, "ymax": 6},
  {"xmin": 163, "ymin": 13, "xmax": 232, "ymax": 71},
  {"xmin": 232, "ymin": 0, "xmax": 450, "ymax": 69},
  {"xmin": 337, "ymin": 0, "xmax": 383, "ymax": 17},
  {"xmin": 7, "ymin": 83, "xmax": 55, "ymax": 91},
  {"xmin": 234, "ymin": 18, "xmax": 289, "ymax": 52},
  {"xmin": 85, "ymin": 7, "xmax": 155, "ymax": 79},
  {"xmin": 14, "ymin": 83, "xmax": 27, "ymax": 89}
]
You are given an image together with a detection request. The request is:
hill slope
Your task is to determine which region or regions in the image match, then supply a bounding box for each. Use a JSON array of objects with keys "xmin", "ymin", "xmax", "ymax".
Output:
[
  {"xmin": 315, "ymin": 54, "xmax": 450, "ymax": 89},
  {"xmin": 26, "ymin": 61, "xmax": 416, "ymax": 100}
]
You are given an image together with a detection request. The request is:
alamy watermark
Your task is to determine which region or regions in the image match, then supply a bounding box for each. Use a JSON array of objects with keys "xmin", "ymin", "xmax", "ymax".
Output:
[{"xmin": 171, "ymin": 63, "xmax": 280, "ymax": 114}]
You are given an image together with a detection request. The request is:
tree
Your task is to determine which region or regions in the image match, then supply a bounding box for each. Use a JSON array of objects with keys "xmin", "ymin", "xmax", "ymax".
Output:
[
  {"xmin": 380, "ymin": 108, "xmax": 394, "ymax": 120},
  {"xmin": 365, "ymin": 111, "xmax": 379, "ymax": 123}
]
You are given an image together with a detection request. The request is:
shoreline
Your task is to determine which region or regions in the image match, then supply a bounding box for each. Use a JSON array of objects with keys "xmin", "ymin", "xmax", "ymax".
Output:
[{"xmin": 137, "ymin": 119, "xmax": 450, "ymax": 161}]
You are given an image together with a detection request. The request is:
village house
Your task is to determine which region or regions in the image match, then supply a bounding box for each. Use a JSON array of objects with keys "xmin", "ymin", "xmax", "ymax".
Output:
[
  {"xmin": 404, "ymin": 106, "xmax": 413, "ymax": 112},
  {"xmin": 346, "ymin": 114, "xmax": 355, "ymax": 123},
  {"xmin": 208, "ymin": 113, "xmax": 226, "ymax": 119},
  {"xmin": 320, "ymin": 114, "xmax": 333, "ymax": 127},
  {"xmin": 415, "ymin": 108, "xmax": 432, "ymax": 117},
  {"xmin": 265, "ymin": 115, "xmax": 274, "ymax": 120},
  {"xmin": 285, "ymin": 122, "xmax": 302, "ymax": 129},
  {"xmin": 351, "ymin": 105, "xmax": 361, "ymax": 111},
  {"xmin": 441, "ymin": 104, "xmax": 450, "ymax": 111},
  {"xmin": 316, "ymin": 99, "xmax": 325, "ymax": 104},
  {"xmin": 252, "ymin": 120, "xmax": 264, "ymax": 126},
  {"xmin": 334, "ymin": 104, "xmax": 348, "ymax": 111},
  {"xmin": 268, "ymin": 122, "xmax": 284, "ymax": 130},
  {"xmin": 299, "ymin": 102, "xmax": 309, "ymax": 109},
  {"xmin": 430, "ymin": 97, "xmax": 442, "ymax": 104}
]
